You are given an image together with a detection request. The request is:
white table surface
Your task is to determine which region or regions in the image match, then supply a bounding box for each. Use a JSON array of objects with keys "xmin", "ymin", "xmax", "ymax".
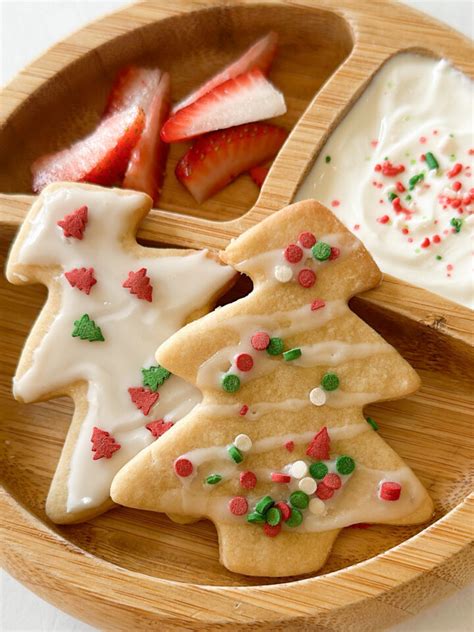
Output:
[{"xmin": 0, "ymin": 1, "xmax": 473, "ymax": 630}]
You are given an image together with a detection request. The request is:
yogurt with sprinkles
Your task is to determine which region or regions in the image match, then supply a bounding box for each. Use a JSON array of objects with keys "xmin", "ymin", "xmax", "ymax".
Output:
[{"xmin": 296, "ymin": 53, "xmax": 474, "ymax": 309}]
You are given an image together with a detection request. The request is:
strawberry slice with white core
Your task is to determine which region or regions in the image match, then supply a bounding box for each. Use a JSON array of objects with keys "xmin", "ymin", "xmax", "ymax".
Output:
[
  {"xmin": 104, "ymin": 65, "xmax": 162, "ymax": 115},
  {"xmin": 172, "ymin": 31, "xmax": 278, "ymax": 114},
  {"xmin": 175, "ymin": 122, "xmax": 287, "ymax": 203},
  {"xmin": 161, "ymin": 69, "xmax": 286, "ymax": 143},
  {"xmin": 31, "ymin": 107, "xmax": 145, "ymax": 193}
]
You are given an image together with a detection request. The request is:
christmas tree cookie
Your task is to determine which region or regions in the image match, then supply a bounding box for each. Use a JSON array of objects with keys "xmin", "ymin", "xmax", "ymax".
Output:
[
  {"xmin": 6, "ymin": 182, "xmax": 235, "ymax": 523},
  {"xmin": 111, "ymin": 199, "xmax": 434, "ymax": 577}
]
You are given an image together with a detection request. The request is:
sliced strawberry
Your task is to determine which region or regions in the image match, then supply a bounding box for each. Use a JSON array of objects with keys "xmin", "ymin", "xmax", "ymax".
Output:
[
  {"xmin": 175, "ymin": 122, "xmax": 287, "ymax": 203},
  {"xmin": 104, "ymin": 65, "xmax": 162, "ymax": 115},
  {"xmin": 32, "ymin": 107, "xmax": 145, "ymax": 192},
  {"xmin": 249, "ymin": 165, "xmax": 269, "ymax": 188},
  {"xmin": 161, "ymin": 69, "xmax": 286, "ymax": 143},
  {"xmin": 172, "ymin": 31, "xmax": 278, "ymax": 113}
]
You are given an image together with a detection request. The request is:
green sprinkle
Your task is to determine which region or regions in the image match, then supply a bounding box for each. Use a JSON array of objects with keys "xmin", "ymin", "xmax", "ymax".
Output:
[
  {"xmin": 384, "ymin": 156, "xmax": 389, "ymax": 160},
  {"xmin": 72, "ymin": 314, "xmax": 104, "ymax": 342},
  {"xmin": 266, "ymin": 337, "xmax": 284, "ymax": 356},
  {"xmin": 405, "ymin": 194, "xmax": 412, "ymax": 201},
  {"xmin": 286, "ymin": 507, "xmax": 303, "ymax": 527},
  {"xmin": 309, "ymin": 461, "xmax": 328, "ymax": 480},
  {"xmin": 409, "ymin": 173, "xmax": 424, "ymax": 190},
  {"xmin": 388, "ymin": 192, "xmax": 398, "ymax": 202},
  {"xmin": 227, "ymin": 444, "xmax": 243, "ymax": 463},
  {"xmin": 321, "ymin": 372, "xmax": 339, "ymax": 391},
  {"xmin": 221, "ymin": 373, "xmax": 240, "ymax": 393},
  {"xmin": 450, "ymin": 154, "xmax": 456, "ymax": 161},
  {"xmin": 247, "ymin": 511, "xmax": 265, "ymax": 524},
  {"xmin": 266, "ymin": 507, "xmax": 281, "ymax": 526},
  {"xmin": 436, "ymin": 255, "xmax": 443, "ymax": 261},
  {"xmin": 410, "ymin": 159, "xmax": 417, "ymax": 165},
  {"xmin": 141, "ymin": 365, "xmax": 171, "ymax": 391},
  {"xmin": 312, "ymin": 241, "xmax": 332, "ymax": 261},
  {"xmin": 450, "ymin": 217, "xmax": 463, "ymax": 233},
  {"xmin": 366, "ymin": 416, "xmax": 379, "ymax": 431},
  {"xmin": 336, "ymin": 455, "xmax": 356, "ymax": 475},
  {"xmin": 425, "ymin": 152, "xmax": 439, "ymax": 170},
  {"xmin": 283, "ymin": 348, "xmax": 302, "ymax": 362},
  {"xmin": 205, "ymin": 474, "xmax": 222, "ymax": 485},
  {"xmin": 449, "ymin": 133, "xmax": 454, "ymax": 138},
  {"xmin": 325, "ymin": 155, "xmax": 331, "ymax": 163},
  {"xmin": 255, "ymin": 495, "xmax": 274, "ymax": 514},
  {"xmin": 289, "ymin": 491, "xmax": 309, "ymax": 509}
]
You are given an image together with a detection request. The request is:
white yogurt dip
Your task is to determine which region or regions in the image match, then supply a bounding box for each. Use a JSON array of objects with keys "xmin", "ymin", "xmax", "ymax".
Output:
[{"xmin": 296, "ymin": 54, "xmax": 473, "ymax": 309}]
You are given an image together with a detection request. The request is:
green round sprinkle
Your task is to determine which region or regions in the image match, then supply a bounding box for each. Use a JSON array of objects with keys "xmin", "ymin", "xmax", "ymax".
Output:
[
  {"xmin": 336, "ymin": 455, "xmax": 356, "ymax": 475},
  {"xmin": 247, "ymin": 512, "xmax": 265, "ymax": 524},
  {"xmin": 289, "ymin": 491, "xmax": 309, "ymax": 509},
  {"xmin": 366, "ymin": 416, "xmax": 379, "ymax": 431},
  {"xmin": 436, "ymin": 255, "xmax": 443, "ymax": 261},
  {"xmin": 312, "ymin": 241, "xmax": 331, "ymax": 261},
  {"xmin": 266, "ymin": 507, "xmax": 281, "ymax": 526},
  {"xmin": 255, "ymin": 495, "xmax": 274, "ymax": 514},
  {"xmin": 283, "ymin": 347, "xmax": 302, "ymax": 362},
  {"xmin": 221, "ymin": 373, "xmax": 240, "ymax": 393},
  {"xmin": 309, "ymin": 461, "xmax": 328, "ymax": 480},
  {"xmin": 205, "ymin": 474, "xmax": 222, "ymax": 485},
  {"xmin": 325, "ymin": 155, "xmax": 331, "ymax": 164},
  {"xmin": 321, "ymin": 372, "xmax": 340, "ymax": 391},
  {"xmin": 450, "ymin": 217, "xmax": 463, "ymax": 233},
  {"xmin": 286, "ymin": 507, "xmax": 303, "ymax": 527},
  {"xmin": 227, "ymin": 444, "xmax": 243, "ymax": 463},
  {"xmin": 266, "ymin": 337, "xmax": 284, "ymax": 356},
  {"xmin": 405, "ymin": 194, "xmax": 412, "ymax": 201}
]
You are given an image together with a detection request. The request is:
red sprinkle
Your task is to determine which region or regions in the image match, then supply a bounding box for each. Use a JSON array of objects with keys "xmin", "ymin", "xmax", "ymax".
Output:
[
  {"xmin": 316, "ymin": 482, "xmax": 334, "ymax": 500},
  {"xmin": 251, "ymin": 331, "xmax": 270, "ymax": 350},
  {"xmin": 123, "ymin": 268, "xmax": 153, "ymax": 302},
  {"xmin": 452, "ymin": 181, "xmax": 462, "ymax": 191},
  {"xmin": 284, "ymin": 440, "xmax": 295, "ymax": 452},
  {"xmin": 146, "ymin": 419, "xmax": 173, "ymax": 438},
  {"xmin": 322, "ymin": 473, "xmax": 342, "ymax": 490},
  {"xmin": 91, "ymin": 427, "xmax": 121, "ymax": 460},
  {"xmin": 275, "ymin": 501, "xmax": 291, "ymax": 521},
  {"xmin": 229, "ymin": 496, "xmax": 248, "ymax": 516},
  {"xmin": 433, "ymin": 235, "xmax": 441, "ymax": 244},
  {"xmin": 329, "ymin": 247, "xmax": 340, "ymax": 260},
  {"xmin": 447, "ymin": 264, "xmax": 453, "ymax": 271},
  {"xmin": 420, "ymin": 154, "xmax": 426, "ymax": 161},
  {"xmin": 297, "ymin": 269, "xmax": 316, "ymax": 288},
  {"xmin": 284, "ymin": 243, "xmax": 303, "ymax": 264},
  {"xmin": 174, "ymin": 457, "xmax": 193, "ymax": 477},
  {"xmin": 240, "ymin": 471, "xmax": 257, "ymax": 489},
  {"xmin": 402, "ymin": 227, "xmax": 409, "ymax": 235},
  {"xmin": 379, "ymin": 481, "xmax": 401, "ymax": 501},
  {"xmin": 353, "ymin": 224, "xmax": 360, "ymax": 231},
  {"xmin": 447, "ymin": 163, "xmax": 462, "ymax": 178},
  {"xmin": 331, "ymin": 200, "xmax": 340, "ymax": 207},
  {"xmin": 396, "ymin": 181, "xmax": 406, "ymax": 193},
  {"xmin": 393, "ymin": 197, "xmax": 411, "ymax": 215},
  {"xmin": 271, "ymin": 472, "xmax": 291, "ymax": 484},
  {"xmin": 419, "ymin": 136, "xmax": 426, "ymax": 144},
  {"xmin": 374, "ymin": 164, "xmax": 382, "ymax": 172},
  {"xmin": 381, "ymin": 161, "xmax": 405, "ymax": 177},
  {"xmin": 451, "ymin": 199, "xmax": 461, "ymax": 208},
  {"xmin": 239, "ymin": 405, "xmax": 249, "ymax": 416},
  {"xmin": 128, "ymin": 387, "xmax": 159, "ymax": 416},
  {"xmin": 64, "ymin": 267, "xmax": 97, "ymax": 295},
  {"xmin": 263, "ymin": 522, "xmax": 281, "ymax": 537},
  {"xmin": 311, "ymin": 298, "xmax": 326, "ymax": 311},
  {"xmin": 306, "ymin": 427, "xmax": 330, "ymax": 460},
  {"xmin": 235, "ymin": 353, "xmax": 254, "ymax": 372},
  {"xmin": 377, "ymin": 215, "xmax": 390, "ymax": 224},
  {"xmin": 57, "ymin": 205, "xmax": 88, "ymax": 240},
  {"xmin": 421, "ymin": 237, "xmax": 431, "ymax": 248},
  {"xmin": 298, "ymin": 231, "xmax": 316, "ymax": 248}
]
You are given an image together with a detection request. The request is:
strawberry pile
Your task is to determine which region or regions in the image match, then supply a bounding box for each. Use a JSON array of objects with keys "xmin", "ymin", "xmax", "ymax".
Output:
[{"xmin": 31, "ymin": 32, "xmax": 287, "ymax": 205}]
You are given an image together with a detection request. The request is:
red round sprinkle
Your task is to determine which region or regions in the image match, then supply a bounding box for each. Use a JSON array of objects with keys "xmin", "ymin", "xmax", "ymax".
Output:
[
  {"xmin": 297, "ymin": 268, "xmax": 316, "ymax": 288},
  {"xmin": 420, "ymin": 153, "xmax": 426, "ymax": 161},
  {"xmin": 316, "ymin": 482, "xmax": 334, "ymax": 500},
  {"xmin": 298, "ymin": 231, "xmax": 316, "ymax": 248},
  {"xmin": 311, "ymin": 298, "xmax": 326, "ymax": 311},
  {"xmin": 377, "ymin": 215, "xmax": 390, "ymax": 224},
  {"xmin": 263, "ymin": 522, "xmax": 281, "ymax": 537},
  {"xmin": 229, "ymin": 496, "xmax": 248, "ymax": 516},
  {"xmin": 275, "ymin": 501, "xmax": 291, "ymax": 521},
  {"xmin": 284, "ymin": 440, "xmax": 295, "ymax": 452},
  {"xmin": 239, "ymin": 404, "xmax": 249, "ymax": 416},
  {"xmin": 451, "ymin": 199, "xmax": 461, "ymax": 208},
  {"xmin": 396, "ymin": 181, "xmax": 406, "ymax": 193},
  {"xmin": 271, "ymin": 472, "xmax": 291, "ymax": 484},
  {"xmin": 379, "ymin": 481, "xmax": 401, "ymax": 501},
  {"xmin": 433, "ymin": 234, "xmax": 441, "ymax": 243},
  {"xmin": 329, "ymin": 247, "xmax": 340, "ymax": 261},
  {"xmin": 452, "ymin": 181, "xmax": 462, "ymax": 191},
  {"xmin": 447, "ymin": 163, "xmax": 462, "ymax": 178},
  {"xmin": 240, "ymin": 471, "xmax": 257, "ymax": 489},
  {"xmin": 251, "ymin": 331, "xmax": 270, "ymax": 350},
  {"xmin": 323, "ymin": 473, "xmax": 342, "ymax": 490},
  {"xmin": 421, "ymin": 237, "xmax": 431, "ymax": 248},
  {"xmin": 419, "ymin": 136, "xmax": 426, "ymax": 144},
  {"xmin": 174, "ymin": 458, "xmax": 193, "ymax": 477},
  {"xmin": 331, "ymin": 199, "xmax": 340, "ymax": 207},
  {"xmin": 374, "ymin": 164, "xmax": 382, "ymax": 172},
  {"xmin": 402, "ymin": 227, "xmax": 409, "ymax": 235},
  {"xmin": 235, "ymin": 353, "xmax": 254, "ymax": 372},
  {"xmin": 284, "ymin": 243, "xmax": 303, "ymax": 263}
]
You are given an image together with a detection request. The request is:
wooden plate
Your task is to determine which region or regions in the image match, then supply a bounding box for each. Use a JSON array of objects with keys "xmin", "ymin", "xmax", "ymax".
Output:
[{"xmin": 1, "ymin": 1, "xmax": 473, "ymax": 629}]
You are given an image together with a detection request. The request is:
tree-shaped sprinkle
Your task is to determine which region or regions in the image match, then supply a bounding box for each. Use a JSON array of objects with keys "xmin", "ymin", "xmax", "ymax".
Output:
[{"xmin": 72, "ymin": 313, "xmax": 104, "ymax": 342}]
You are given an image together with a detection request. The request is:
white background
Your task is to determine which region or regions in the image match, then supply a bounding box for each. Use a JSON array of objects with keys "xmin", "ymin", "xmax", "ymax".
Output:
[{"xmin": 0, "ymin": 1, "xmax": 473, "ymax": 630}]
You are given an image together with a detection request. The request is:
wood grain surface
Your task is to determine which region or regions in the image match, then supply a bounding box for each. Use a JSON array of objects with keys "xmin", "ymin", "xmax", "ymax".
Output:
[{"xmin": 0, "ymin": 0, "xmax": 473, "ymax": 630}]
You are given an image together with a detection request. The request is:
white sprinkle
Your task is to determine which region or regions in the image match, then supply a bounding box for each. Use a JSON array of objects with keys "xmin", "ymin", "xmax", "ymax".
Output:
[
  {"xmin": 289, "ymin": 460, "xmax": 308, "ymax": 479},
  {"xmin": 234, "ymin": 434, "xmax": 252, "ymax": 452},
  {"xmin": 309, "ymin": 497, "xmax": 327, "ymax": 516},
  {"xmin": 309, "ymin": 387, "xmax": 327, "ymax": 406},
  {"xmin": 274, "ymin": 265, "xmax": 293, "ymax": 283},
  {"xmin": 299, "ymin": 477, "xmax": 317, "ymax": 495}
]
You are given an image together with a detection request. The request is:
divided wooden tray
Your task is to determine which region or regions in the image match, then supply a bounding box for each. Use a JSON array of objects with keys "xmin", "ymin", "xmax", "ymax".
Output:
[{"xmin": 1, "ymin": 1, "xmax": 473, "ymax": 630}]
